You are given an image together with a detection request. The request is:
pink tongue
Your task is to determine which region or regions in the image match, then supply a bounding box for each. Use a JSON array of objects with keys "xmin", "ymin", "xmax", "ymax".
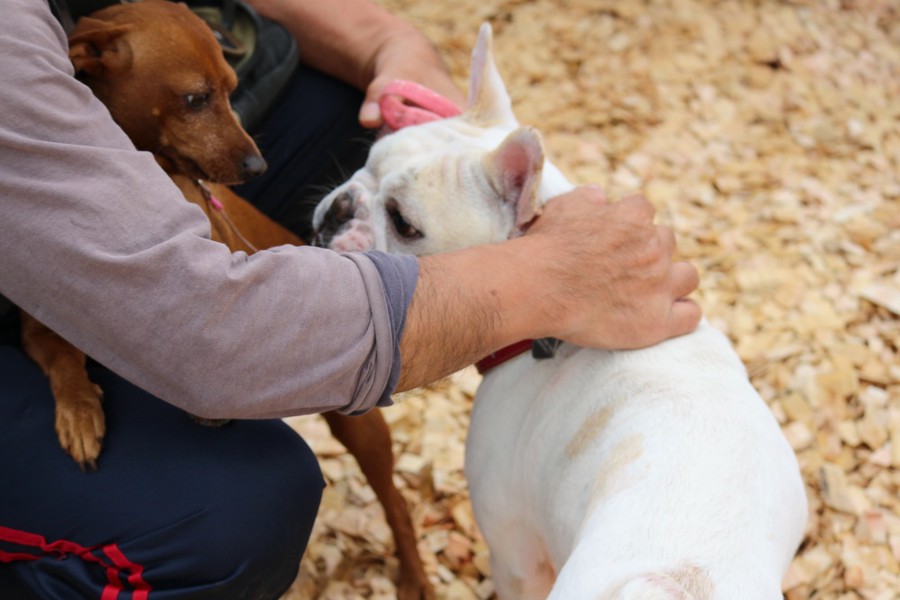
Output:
[{"xmin": 378, "ymin": 80, "xmax": 462, "ymax": 132}]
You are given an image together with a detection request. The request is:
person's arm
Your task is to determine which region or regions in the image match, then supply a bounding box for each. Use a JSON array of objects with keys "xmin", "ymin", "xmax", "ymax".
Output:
[
  {"xmin": 245, "ymin": 0, "xmax": 465, "ymax": 127},
  {"xmin": 3, "ymin": 1, "xmax": 698, "ymax": 420},
  {"xmin": 1, "ymin": 0, "xmax": 404, "ymax": 419},
  {"xmin": 241, "ymin": 0, "xmax": 701, "ymax": 391},
  {"xmin": 396, "ymin": 189, "xmax": 701, "ymax": 391}
]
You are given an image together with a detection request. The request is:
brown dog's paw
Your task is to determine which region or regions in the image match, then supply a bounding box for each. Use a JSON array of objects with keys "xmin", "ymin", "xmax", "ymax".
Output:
[
  {"xmin": 55, "ymin": 381, "xmax": 105, "ymax": 471},
  {"xmin": 397, "ymin": 571, "xmax": 436, "ymax": 600}
]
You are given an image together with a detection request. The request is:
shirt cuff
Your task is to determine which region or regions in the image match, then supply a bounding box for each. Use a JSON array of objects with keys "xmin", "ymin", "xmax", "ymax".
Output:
[{"xmin": 362, "ymin": 251, "xmax": 419, "ymax": 408}]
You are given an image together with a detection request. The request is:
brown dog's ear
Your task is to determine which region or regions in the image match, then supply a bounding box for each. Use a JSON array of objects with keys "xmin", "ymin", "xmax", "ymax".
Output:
[{"xmin": 68, "ymin": 18, "xmax": 134, "ymax": 78}]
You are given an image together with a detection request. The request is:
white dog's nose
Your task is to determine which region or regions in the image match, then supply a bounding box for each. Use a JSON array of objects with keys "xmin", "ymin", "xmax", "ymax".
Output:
[{"xmin": 313, "ymin": 190, "xmax": 356, "ymax": 248}]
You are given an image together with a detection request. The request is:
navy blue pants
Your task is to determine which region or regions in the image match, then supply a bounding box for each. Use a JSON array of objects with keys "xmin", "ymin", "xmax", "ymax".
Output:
[
  {"xmin": 235, "ymin": 65, "xmax": 376, "ymax": 242},
  {"xmin": 0, "ymin": 65, "xmax": 373, "ymax": 598}
]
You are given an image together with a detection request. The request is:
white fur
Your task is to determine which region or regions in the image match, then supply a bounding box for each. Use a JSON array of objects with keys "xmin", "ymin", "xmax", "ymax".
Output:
[{"xmin": 313, "ymin": 23, "xmax": 807, "ymax": 600}]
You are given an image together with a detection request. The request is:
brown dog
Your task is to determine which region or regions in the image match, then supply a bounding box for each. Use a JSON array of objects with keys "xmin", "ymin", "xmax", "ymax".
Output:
[{"xmin": 19, "ymin": 1, "xmax": 431, "ymax": 598}]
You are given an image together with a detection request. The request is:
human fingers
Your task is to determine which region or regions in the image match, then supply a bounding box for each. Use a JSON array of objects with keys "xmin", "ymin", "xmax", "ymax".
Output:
[
  {"xmin": 616, "ymin": 192, "xmax": 657, "ymax": 223},
  {"xmin": 654, "ymin": 224, "xmax": 677, "ymax": 262},
  {"xmin": 578, "ymin": 184, "xmax": 607, "ymax": 203},
  {"xmin": 670, "ymin": 260, "xmax": 700, "ymax": 301},
  {"xmin": 667, "ymin": 297, "xmax": 703, "ymax": 338},
  {"xmin": 360, "ymin": 78, "xmax": 389, "ymax": 128},
  {"xmin": 537, "ymin": 185, "xmax": 606, "ymax": 222}
]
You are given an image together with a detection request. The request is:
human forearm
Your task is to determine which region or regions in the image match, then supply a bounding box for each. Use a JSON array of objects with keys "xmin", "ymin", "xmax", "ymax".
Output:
[
  {"xmin": 247, "ymin": 0, "xmax": 399, "ymax": 90},
  {"xmin": 244, "ymin": 0, "xmax": 463, "ymax": 126},
  {"xmin": 396, "ymin": 240, "xmax": 537, "ymax": 391}
]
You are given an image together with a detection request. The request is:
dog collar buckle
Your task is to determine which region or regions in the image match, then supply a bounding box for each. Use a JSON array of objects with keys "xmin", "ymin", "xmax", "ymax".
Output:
[
  {"xmin": 475, "ymin": 337, "xmax": 562, "ymax": 374},
  {"xmin": 531, "ymin": 337, "xmax": 563, "ymax": 360}
]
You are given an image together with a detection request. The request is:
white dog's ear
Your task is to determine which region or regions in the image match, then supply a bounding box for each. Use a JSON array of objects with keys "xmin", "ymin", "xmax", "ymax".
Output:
[
  {"xmin": 465, "ymin": 23, "xmax": 517, "ymax": 128},
  {"xmin": 483, "ymin": 127, "xmax": 544, "ymax": 228}
]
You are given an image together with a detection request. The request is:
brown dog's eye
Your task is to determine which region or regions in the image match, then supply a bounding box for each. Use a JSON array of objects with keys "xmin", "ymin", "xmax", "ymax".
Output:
[
  {"xmin": 386, "ymin": 199, "xmax": 422, "ymax": 240},
  {"xmin": 184, "ymin": 93, "xmax": 210, "ymax": 111}
]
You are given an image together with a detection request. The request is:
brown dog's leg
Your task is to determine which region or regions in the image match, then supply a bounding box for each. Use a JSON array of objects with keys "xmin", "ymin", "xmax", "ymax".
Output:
[
  {"xmin": 322, "ymin": 410, "xmax": 434, "ymax": 600},
  {"xmin": 174, "ymin": 180, "xmax": 431, "ymax": 594},
  {"xmin": 20, "ymin": 311, "xmax": 105, "ymax": 471}
]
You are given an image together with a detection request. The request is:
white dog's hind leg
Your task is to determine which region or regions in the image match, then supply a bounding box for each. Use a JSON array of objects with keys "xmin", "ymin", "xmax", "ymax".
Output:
[{"xmin": 484, "ymin": 529, "xmax": 556, "ymax": 599}]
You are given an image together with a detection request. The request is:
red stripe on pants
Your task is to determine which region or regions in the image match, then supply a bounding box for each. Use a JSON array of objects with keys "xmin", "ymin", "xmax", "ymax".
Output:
[{"xmin": 0, "ymin": 526, "xmax": 152, "ymax": 599}]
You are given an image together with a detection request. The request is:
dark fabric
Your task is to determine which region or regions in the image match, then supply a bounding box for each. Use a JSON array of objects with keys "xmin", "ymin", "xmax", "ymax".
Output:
[
  {"xmin": 0, "ymin": 345, "xmax": 324, "ymax": 599},
  {"xmin": 364, "ymin": 252, "xmax": 418, "ymax": 409},
  {"xmin": 188, "ymin": 0, "xmax": 300, "ymax": 131},
  {"xmin": 235, "ymin": 66, "xmax": 377, "ymax": 242},
  {"xmin": 52, "ymin": 0, "xmax": 110, "ymax": 22}
]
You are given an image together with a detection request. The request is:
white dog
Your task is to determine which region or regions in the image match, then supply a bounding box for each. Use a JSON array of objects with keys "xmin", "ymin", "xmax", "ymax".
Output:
[{"xmin": 313, "ymin": 23, "xmax": 807, "ymax": 600}]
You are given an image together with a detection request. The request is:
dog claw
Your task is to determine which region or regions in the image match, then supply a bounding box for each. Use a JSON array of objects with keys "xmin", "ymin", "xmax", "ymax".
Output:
[
  {"xmin": 55, "ymin": 382, "xmax": 106, "ymax": 471},
  {"xmin": 78, "ymin": 457, "xmax": 99, "ymax": 473}
]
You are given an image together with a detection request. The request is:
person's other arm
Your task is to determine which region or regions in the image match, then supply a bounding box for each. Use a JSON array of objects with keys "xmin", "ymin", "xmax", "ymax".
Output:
[{"xmin": 245, "ymin": 0, "xmax": 465, "ymax": 127}]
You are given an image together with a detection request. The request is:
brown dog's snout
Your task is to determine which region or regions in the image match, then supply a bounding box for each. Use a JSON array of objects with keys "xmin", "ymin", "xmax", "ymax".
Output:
[{"xmin": 242, "ymin": 154, "xmax": 267, "ymax": 180}]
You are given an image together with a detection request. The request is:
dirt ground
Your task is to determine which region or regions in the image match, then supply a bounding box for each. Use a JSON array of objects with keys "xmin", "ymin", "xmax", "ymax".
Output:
[{"xmin": 283, "ymin": 0, "xmax": 900, "ymax": 598}]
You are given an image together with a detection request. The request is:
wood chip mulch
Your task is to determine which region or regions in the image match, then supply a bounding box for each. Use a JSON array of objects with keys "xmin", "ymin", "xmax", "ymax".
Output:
[{"xmin": 283, "ymin": 1, "xmax": 899, "ymax": 598}]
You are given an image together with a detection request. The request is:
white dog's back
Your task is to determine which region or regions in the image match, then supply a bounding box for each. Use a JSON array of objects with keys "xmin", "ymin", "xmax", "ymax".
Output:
[{"xmin": 468, "ymin": 321, "xmax": 806, "ymax": 599}]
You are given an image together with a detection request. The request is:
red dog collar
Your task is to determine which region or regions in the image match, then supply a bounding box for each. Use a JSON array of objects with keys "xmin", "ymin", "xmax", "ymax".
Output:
[{"xmin": 475, "ymin": 340, "xmax": 534, "ymax": 374}]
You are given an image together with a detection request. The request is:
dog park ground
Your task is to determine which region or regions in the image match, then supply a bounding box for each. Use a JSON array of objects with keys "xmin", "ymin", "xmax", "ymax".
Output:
[{"xmin": 284, "ymin": 0, "xmax": 899, "ymax": 597}]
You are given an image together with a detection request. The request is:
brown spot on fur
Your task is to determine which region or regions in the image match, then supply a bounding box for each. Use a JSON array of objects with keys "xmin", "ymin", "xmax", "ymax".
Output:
[
  {"xmin": 565, "ymin": 406, "xmax": 614, "ymax": 459},
  {"xmin": 670, "ymin": 564, "xmax": 716, "ymax": 598},
  {"xmin": 587, "ymin": 433, "xmax": 644, "ymax": 511}
]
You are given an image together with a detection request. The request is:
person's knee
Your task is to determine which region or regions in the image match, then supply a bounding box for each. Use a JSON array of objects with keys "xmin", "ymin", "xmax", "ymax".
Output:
[
  {"xmin": 205, "ymin": 429, "xmax": 324, "ymax": 595},
  {"xmin": 154, "ymin": 426, "xmax": 324, "ymax": 598}
]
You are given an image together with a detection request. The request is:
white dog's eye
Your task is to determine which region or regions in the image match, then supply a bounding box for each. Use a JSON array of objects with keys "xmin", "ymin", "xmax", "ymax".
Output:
[{"xmin": 386, "ymin": 199, "xmax": 422, "ymax": 240}]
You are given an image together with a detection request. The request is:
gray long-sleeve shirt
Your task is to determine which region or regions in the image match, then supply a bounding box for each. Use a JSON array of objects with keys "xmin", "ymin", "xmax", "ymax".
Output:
[{"xmin": 0, "ymin": 0, "xmax": 418, "ymax": 419}]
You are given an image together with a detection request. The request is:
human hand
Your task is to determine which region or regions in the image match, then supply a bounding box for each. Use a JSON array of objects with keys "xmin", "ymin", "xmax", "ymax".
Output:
[
  {"xmin": 359, "ymin": 25, "xmax": 465, "ymax": 128},
  {"xmin": 524, "ymin": 186, "xmax": 701, "ymax": 349}
]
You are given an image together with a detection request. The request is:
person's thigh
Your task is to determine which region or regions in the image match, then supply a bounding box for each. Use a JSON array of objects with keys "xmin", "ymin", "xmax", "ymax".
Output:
[
  {"xmin": 235, "ymin": 66, "xmax": 376, "ymax": 242},
  {"xmin": 0, "ymin": 344, "xmax": 323, "ymax": 600}
]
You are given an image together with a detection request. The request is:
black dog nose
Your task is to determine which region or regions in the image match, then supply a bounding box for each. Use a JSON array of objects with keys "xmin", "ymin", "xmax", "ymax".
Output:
[
  {"xmin": 242, "ymin": 154, "xmax": 267, "ymax": 179},
  {"xmin": 313, "ymin": 192, "xmax": 355, "ymax": 248},
  {"xmin": 324, "ymin": 193, "xmax": 355, "ymax": 226}
]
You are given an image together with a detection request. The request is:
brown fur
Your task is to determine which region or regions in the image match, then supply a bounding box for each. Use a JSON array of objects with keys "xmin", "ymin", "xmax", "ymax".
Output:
[{"xmin": 19, "ymin": 2, "xmax": 431, "ymax": 597}]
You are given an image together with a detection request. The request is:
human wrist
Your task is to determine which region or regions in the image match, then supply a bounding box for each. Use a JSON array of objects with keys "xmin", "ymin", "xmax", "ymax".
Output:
[
  {"xmin": 396, "ymin": 238, "xmax": 553, "ymax": 391},
  {"xmin": 362, "ymin": 19, "xmax": 431, "ymax": 89},
  {"xmin": 491, "ymin": 234, "xmax": 573, "ymax": 344},
  {"xmin": 437, "ymin": 236, "xmax": 561, "ymax": 348}
]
